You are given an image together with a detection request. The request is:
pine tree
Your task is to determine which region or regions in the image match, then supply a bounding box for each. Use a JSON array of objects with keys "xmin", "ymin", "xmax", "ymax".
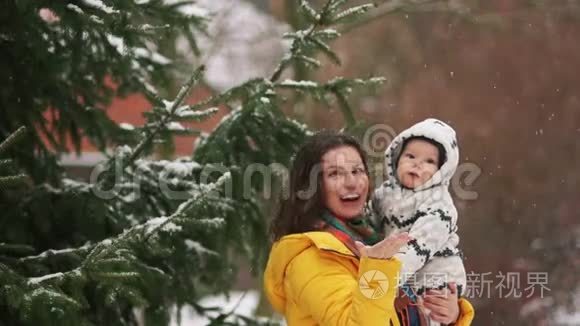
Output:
[
  {"xmin": 0, "ymin": 1, "xmax": 386, "ymax": 325},
  {"xmin": 0, "ymin": 0, "xmax": 208, "ymax": 183}
]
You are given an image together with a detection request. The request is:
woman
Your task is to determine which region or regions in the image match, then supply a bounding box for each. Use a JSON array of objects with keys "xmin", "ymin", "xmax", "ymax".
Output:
[{"xmin": 263, "ymin": 131, "xmax": 474, "ymax": 325}]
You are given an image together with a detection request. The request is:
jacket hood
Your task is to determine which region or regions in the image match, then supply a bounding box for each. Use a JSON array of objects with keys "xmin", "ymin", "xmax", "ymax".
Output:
[
  {"xmin": 384, "ymin": 118, "xmax": 459, "ymax": 191},
  {"xmin": 263, "ymin": 232, "xmax": 355, "ymax": 314}
]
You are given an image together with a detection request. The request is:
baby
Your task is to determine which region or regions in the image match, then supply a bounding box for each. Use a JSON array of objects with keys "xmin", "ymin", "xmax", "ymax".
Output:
[{"xmin": 372, "ymin": 118, "xmax": 467, "ymax": 325}]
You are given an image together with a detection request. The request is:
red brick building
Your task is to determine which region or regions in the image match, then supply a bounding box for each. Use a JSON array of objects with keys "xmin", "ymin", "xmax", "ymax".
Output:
[{"xmin": 55, "ymin": 86, "xmax": 227, "ymax": 174}]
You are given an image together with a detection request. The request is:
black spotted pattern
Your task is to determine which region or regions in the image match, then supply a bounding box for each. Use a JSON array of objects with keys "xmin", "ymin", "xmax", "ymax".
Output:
[
  {"xmin": 409, "ymin": 239, "xmax": 431, "ymax": 262},
  {"xmin": 388, "ymin": 210, "xmax": 428, "ymax": 229}
]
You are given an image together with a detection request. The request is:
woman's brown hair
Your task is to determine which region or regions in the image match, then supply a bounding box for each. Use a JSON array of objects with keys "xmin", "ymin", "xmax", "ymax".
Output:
[{"xmin": 269, "ymin": 130, "xmax": 372, "ymax": 242}]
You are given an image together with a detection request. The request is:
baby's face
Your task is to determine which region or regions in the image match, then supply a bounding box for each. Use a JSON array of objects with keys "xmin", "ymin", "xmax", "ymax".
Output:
[{"xmin": 396, "ymin": 139, "xmax": 440, "ymax": 189}]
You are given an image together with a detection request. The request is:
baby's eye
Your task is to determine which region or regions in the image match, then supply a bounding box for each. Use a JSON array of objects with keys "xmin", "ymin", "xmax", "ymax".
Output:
[
  {"xmin": 426, "ymin": 159, "xmax": 436, "ymax": 165},
  {"xmin": 406, "ymin": 153, "xmax": 415, "ymax": 159}
]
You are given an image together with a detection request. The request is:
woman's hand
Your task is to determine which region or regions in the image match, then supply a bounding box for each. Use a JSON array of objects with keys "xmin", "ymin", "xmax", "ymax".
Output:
[
  {"xmin": 418, "ymin": 282, "xmax": 460, "ymax": 324},
  {"xmin": 354, "ymin": 232, "xmax": 411, "ymax": 259}
]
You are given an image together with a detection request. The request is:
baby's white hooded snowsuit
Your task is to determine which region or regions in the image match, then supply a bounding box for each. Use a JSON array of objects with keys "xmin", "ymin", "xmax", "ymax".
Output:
[{"xmin": 372, "ymin": 118, "xmax": 467, "ymax": 321}]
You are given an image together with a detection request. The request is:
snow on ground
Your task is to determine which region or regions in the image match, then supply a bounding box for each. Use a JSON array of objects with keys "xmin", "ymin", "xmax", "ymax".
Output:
[
  {"xmin": 169, "ymin": 290, "xmax": 265, "ymax": 326},
  {"xmin": 553, "ymin": 309, "xmax": 580, "ymax": 325},
  {"xmin": 520, "ymin": 289, "xmax": 580, "ymax": 325},
  {"xmin": 552, "ymin": 289, "xmax": 580, "ymax": 325}
]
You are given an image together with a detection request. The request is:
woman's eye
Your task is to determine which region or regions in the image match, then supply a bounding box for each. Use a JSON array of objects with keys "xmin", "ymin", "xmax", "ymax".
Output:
[{"xmin": 328, "ymin": 171, "xmax": 338, "ymax": 177}]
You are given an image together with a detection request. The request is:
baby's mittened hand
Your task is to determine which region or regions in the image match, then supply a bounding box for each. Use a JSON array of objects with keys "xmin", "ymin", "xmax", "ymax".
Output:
[{"xmin": 355, "ymin": 232, "xmax": 411, "ymax": 259}]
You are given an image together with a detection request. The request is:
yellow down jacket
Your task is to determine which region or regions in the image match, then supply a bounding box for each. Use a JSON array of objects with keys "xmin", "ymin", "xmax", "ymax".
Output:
[{"xmin": 263, "ymin": 231, "xmax": 474, "ymax": 326}]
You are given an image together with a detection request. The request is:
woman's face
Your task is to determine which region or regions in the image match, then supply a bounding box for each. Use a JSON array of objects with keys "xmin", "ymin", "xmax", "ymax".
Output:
[{"xmin": 320, "ymin": 146, "xmax": 369, "ymax": 219}]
